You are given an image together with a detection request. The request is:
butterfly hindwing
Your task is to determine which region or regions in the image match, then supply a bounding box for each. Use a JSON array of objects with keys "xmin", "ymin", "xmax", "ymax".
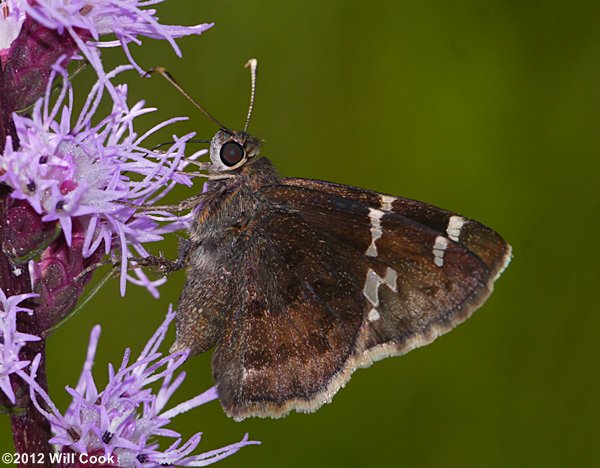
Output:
[
  {"xmin": 212, "ymin": 207, "xmax": 366, "ymax": 420},
  {"xmin": 211, "ymin": 175, "xmax": 510, "ymax": 420}
]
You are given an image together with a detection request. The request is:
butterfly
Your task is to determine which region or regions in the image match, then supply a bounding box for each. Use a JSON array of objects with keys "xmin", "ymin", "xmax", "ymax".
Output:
[{"xmin": 157, "ymin": 60, "xmax": 511, "ymax": 421}]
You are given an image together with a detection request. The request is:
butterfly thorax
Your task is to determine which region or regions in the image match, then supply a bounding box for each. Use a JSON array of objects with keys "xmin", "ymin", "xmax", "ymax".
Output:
[
  {"xmin": 173, "ymin": 156, "xmax": 284, "ymax": 356},
  {"xmin": 188, "ymin": 157, "xmax": 280, "ymax": 245}
]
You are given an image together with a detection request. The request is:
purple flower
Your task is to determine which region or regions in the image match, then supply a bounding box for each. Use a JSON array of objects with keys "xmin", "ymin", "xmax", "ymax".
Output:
[
  {"xmin": 0, "ymin": 63, "xmax": 203, "ymax": 295},
  {"xmin": 0, "ymin": 289, "xmax": 39, "ymax": 404},
  {"xmin": 0, "ymin": 0, "xmax": 26, "ymax": 56},
  {"xmin": 21, "ymin": 307, "xmax": 259, "ymax": 467},
  {"xmin": 22, "ymin": 0, "xmax": 212, "ymax": 73}
]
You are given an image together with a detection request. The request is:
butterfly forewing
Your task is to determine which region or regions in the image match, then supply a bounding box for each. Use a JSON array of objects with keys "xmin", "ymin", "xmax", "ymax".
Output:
[
  {"xmin": 281, "ymin": 178, "xmax": 511, "ymax": 278},
  {"xmin": 263, "ymin": 181, "xmax": 509, "ymax": 359}
]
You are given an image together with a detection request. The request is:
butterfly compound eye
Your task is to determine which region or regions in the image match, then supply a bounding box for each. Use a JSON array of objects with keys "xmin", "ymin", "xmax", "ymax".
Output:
[{"xmin": 220, "ymin": 141, "xmax": 245, "ymax": 167}]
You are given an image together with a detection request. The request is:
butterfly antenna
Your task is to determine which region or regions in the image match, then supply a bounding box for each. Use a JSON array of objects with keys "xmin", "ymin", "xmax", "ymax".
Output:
[
  {"xmin": 147, "ymin": 66, "xmax": 230, "ymax": 131},
  {"xmin": 243, "ymin": 58, "xmax": 258, "ymax": 133},
  {"xmin": 151, "ymin": 139, "xmax": 211, "ymax": 151}
]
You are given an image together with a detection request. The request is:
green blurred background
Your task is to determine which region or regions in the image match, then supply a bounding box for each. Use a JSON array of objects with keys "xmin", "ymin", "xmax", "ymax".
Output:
[{"xmin": 2, "ymin": 1, "xmax": 600, "ymax": 466}]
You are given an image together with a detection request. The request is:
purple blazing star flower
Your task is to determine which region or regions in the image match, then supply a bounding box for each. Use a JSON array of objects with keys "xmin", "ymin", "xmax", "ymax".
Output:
[
  {"xmin": 0, "ymin": 63, "xmax": 204, "ymax": 295},
  {"xmin": 21, "ymin": 0, "xmax": 212, "ymax": 73},
  {"xmin": 0, "ymin": 289, "xmax": 39, "ymax": 404},
  {"xmin": 0, "ymin": 0, "xmax": 26, "ymax": 57},
  {"xmin": 21, "ymin": 307, "xmax": 259, "ymax": 467}
]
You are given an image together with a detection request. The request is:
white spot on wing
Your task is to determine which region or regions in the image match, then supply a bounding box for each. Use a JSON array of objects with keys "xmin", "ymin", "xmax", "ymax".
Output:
[
  {"xmin": 432, "ymin": 235, "xmax": 449, "ymax": 267},
  {"xmin": 447, "ymin": 215, "xmax": 466, "ymax": 242},
  {"xmin": 368, "ymin": 308, "xmax": 381, "ymax": 322},
  {"xmin": 380, "ymin": 195, "xmax": 396, "ymax": 212},
  {"xmin": 13, "ymin": 268, "xmax": 22, "ymax": 277},
  {"xmin": 383, "ymin": 267, "xmax": 398, "ymax": 292},
  {"xmin": 362, "ymin": 267, "xmax": 399, "ymax": 307},
  {"xmin": 366, "ymin": 208, "xmax": 384, "ymax": 257},
  {"xmin": 363, "ymin": 268, "xmax": 382, "ymax": 306}
]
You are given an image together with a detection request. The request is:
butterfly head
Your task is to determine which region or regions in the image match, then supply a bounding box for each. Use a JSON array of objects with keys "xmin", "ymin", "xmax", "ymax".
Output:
[
  {"xmin": 149, "ymin": 60, "xmax": 262, "ymax": 175},
  {"xmin": 208, "ymin": 129, "xmax": 262, "ymax": 173},
  {"xmin": 207, "ymin": 59, "xmax": 262, "ymax": 174}
]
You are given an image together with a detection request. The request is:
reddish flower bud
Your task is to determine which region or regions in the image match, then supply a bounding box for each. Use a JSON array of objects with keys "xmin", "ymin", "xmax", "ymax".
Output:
[
  {"xmin": 2, "ymin": 200, "xmax": 58, "ymax": 262},
  {"xmin": 32, "ymin": 222, "xmax": 102, "ymax": 331}
]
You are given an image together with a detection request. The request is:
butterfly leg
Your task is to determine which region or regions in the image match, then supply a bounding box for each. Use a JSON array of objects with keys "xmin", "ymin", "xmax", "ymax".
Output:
[
  {"xmin": 129, "ymin": 255, "xmax": 182, "ymax": 273},
  {"xmin": 119, "ymin": 194, "xmax": 204, "ymax": 214},
  {"xmin": 133, "ymin": 237, "xmax": 193, "ymax": 273},
  {"xmin": 73, "ymin": 250, "xmax": 187, "ymax": 283},
  {"xmin": 120, "ymin": 187, "xmax": 225, "ymax": 214},
  {"xmin": 48, "ymin": 251, "xmax": 184, "ymax": 334}
]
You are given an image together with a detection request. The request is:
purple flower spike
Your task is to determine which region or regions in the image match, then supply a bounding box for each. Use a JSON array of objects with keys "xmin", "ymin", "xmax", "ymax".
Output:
[
  {"xmin": 23, "ymin": 0, "xmax": 213, "ymax": 73},
  {"xmin": 0, "ymin": 289, "xmax": 39, "ymax": 404},
  {"xmin": 1, "ymin": 63, "xmax": 202, "ymax": 295},
  {"xmin": 20, "ymin": 307, "xmax": 259, "ymax": 467}
]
